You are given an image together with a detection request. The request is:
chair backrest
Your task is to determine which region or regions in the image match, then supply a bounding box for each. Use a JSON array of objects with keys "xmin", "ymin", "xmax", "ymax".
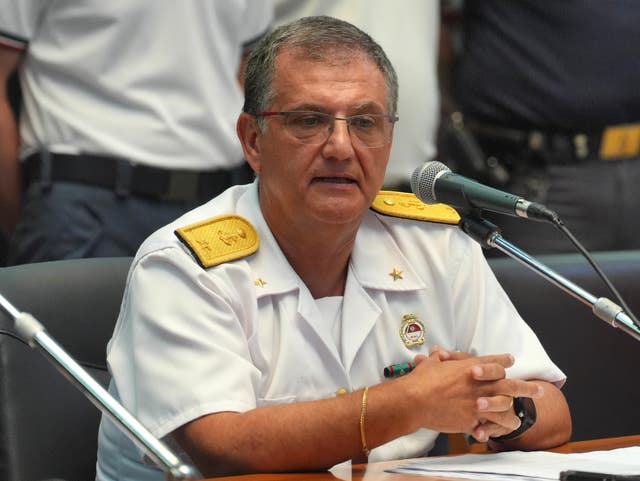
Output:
[
  {"xmin": 0, "ymin": 257, "xmax": 132, "ymax": 481},
  {"xmin": 488, "ymin": 250, "xmax": 640, "ymax": 441}
]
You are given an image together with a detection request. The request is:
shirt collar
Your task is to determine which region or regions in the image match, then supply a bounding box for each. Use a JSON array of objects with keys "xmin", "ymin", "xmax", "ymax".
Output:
[
  {"xmin": 238, "ymin": 182, "xmax": 302, "ymax": 298},
  {"xmin": 239, "ymin": 182, "xmax": 427, "ymax": 297},
  {"xmin": 349, "ymin": 210, "xmax": 427, "ymax": 292}
]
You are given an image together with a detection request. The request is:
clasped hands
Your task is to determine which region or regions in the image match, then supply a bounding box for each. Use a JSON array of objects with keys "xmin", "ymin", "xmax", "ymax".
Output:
[{"xmin": 406, "ymin": 347, "xmax": 543, "ymax": 443}]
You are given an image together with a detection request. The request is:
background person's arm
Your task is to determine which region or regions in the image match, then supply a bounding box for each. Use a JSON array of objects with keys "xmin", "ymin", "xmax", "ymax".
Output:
[{"xmin": 0, "ymin": 46, "xmax": 23, "ymax": 239}]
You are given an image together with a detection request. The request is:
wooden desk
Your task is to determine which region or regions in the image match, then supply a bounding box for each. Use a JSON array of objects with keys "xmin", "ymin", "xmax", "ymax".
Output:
[{"xmin": 205, "ymin": 435, "xmax": 640, "ymax": 481}]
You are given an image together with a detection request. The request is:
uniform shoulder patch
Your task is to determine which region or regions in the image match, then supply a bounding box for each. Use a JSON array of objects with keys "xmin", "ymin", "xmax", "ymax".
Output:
[
  {"xmin": 174, "ymin": 214, "xmax": 259, "ymax": 269},
  {"xmin": 371, "ymin": 190, "xmax": 460, "ymax": 224}
]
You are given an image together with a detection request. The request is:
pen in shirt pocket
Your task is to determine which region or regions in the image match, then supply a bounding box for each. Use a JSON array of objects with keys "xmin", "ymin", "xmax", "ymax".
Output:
[{"xmin": 383, "ymin": 361, "xmax": 415, "ymax": 378}]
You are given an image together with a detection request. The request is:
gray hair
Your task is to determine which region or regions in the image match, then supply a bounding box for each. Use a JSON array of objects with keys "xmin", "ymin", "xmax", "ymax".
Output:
[{"xmin": 243, "ymin": 16, "xmax": 399, "ymax": 124}]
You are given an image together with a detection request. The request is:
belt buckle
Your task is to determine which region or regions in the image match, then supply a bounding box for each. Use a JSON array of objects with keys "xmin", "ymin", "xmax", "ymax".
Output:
[
  {"xmin": 573, "ymin": 134, "xmax": 589, "ymax": 159},
  {"xmin": 528, "ymin": 131, "xmax": 545, "ymax": 151},
  {"xmin": 599, "ymin": 123, "xmax": 640, "ymax": 160},
  {"xmin": 162, "ymin": 171, "xmax": 200, "ymax": 203}
]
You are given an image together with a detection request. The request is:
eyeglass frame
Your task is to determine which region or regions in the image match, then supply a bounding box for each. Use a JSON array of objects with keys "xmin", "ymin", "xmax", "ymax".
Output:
[{"xmin": 253, "ymin": 110, "xmax": 399, "ymax": 148}]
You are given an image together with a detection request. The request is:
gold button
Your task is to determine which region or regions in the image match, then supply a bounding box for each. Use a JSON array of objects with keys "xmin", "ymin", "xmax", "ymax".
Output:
[{"xmin": 336, "ymin": 387, "xmax": 348, "ymax": 396}]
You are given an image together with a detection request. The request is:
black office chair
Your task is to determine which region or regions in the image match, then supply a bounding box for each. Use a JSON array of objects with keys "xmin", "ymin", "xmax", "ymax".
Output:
[{"xmin": 0, "ymin": 257, "xmax": 132, "ymax": 481}]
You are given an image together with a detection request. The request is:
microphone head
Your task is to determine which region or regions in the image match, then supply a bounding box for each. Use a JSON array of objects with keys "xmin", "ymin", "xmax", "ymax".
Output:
[{"xmin": 410, "ymin": 160, "xmax": 451, "ymax": 204}]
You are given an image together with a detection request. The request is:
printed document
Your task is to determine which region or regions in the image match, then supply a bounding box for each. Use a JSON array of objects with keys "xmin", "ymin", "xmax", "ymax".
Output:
[{"xmin": 388, "ymin": 446, "xmax": 640, "ymax": 480}]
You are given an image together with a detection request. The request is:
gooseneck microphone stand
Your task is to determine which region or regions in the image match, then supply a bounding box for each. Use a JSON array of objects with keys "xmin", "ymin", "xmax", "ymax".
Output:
[
  {"xmin": 459, "ymin": 214, "xmax": 640, "ymax": 343},
  {"xmin": 0, "ymin": 293, "xmax": 198, "ymax": 481}
]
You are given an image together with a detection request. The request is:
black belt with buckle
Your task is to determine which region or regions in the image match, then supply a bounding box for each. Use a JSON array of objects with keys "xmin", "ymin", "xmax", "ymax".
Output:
[
  {"xmin": 24, "ymin": 152, "xmax": 246, "ymax": 203},
  {"xmin": 464, "ymin": 117, "xmax": 640, "ymax": 162}
]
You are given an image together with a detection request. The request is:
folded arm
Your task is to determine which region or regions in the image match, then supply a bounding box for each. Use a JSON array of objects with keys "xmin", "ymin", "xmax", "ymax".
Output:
[{"xmin": 173, "ymin": 352, "xmax": 547, "ymax": 476}]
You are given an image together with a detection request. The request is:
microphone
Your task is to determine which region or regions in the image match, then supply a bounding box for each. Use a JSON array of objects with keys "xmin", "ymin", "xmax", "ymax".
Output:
[{"xmin": 410, "ymin": 161, "xmax": 558, "ymax": 223}]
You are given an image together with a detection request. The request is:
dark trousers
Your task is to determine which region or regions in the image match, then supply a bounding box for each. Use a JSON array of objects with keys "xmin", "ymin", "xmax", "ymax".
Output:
[
  {"xmin": 9, "ymin": 151, "xmax": 254, "ymax": 265},
  {"xmin": 480, "ymin": 154, "xmax": 640, "ymax": 256},
  {"xmin": 0, "ymin": 233, "xmax": 7, "ymax": 267},
  {"xmin": 8, "ymin": 181, "xmax": 204, "ymax": 265}
]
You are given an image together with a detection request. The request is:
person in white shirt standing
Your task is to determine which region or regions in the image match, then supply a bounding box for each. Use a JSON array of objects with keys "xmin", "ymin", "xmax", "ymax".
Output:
[{"xmin": 0, "ymin": 0, "xmax": 273, "ymax": 265}]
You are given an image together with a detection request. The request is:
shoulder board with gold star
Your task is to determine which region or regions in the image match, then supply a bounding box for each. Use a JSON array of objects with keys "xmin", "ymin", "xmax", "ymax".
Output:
[
  {"xmin": 371, "ymin": 190, "xmax": 460, "ymax": 224},
  {"xmin": 174, "ymin": 214, "xmax": 259, "ymax": 269}
]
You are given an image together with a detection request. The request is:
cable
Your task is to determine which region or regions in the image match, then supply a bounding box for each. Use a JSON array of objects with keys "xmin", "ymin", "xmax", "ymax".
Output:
[
  {"xmin": 0, "ymin": 328, "xmax": 29, "ymax": 345},
  {"xmin": 0, "ymin": 329, "xmax": 108, "ymax": 371},
  {"xmin": 551, "ymin": 216, "xmax": 640, "ymax": 331}
]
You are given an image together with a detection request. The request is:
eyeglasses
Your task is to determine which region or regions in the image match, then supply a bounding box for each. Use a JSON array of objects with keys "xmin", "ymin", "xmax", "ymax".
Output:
[{"xmin": 254, "ymin": 111, "xmax": 399, "ymax": 148}]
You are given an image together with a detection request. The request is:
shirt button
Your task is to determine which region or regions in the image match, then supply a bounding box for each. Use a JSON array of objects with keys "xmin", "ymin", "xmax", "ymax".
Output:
[{"xmin": 336, "ymin": 387, "xmax": 348, "ymax": 396}]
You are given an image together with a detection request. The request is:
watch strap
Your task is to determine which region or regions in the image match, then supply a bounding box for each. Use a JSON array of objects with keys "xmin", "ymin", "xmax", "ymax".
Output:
[{"xmin": 490, "ymin": 396, "xmax": 537, "ymax": 442}]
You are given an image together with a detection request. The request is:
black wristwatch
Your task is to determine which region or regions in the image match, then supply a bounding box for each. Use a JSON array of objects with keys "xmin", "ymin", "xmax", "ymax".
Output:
[{"xmin": 490, "ymin": 396, "xmax": 537, "ymax": 442}]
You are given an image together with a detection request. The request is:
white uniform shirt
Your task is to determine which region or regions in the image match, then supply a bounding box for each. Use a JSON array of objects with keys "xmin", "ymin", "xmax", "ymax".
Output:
[
  {"xmin": 96, "ymin": 182, "xmax": 565, "ymax": 480},
  {"xmin": 274, "ymin": 0, "xmax": 440, "ymax": 186},
  {"xmin": 0, "ymin": 0, "xmax": 273, "ymax": 170}
]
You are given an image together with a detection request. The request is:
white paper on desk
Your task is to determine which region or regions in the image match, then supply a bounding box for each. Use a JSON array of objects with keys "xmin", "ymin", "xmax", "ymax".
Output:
[{"xmin": 388, "ymin": 447, "xmax": 640, "ymax": 480}]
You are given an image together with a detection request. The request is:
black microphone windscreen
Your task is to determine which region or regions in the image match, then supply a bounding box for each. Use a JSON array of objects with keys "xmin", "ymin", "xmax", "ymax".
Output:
[{"xmin": 410, "ymin": 161, "xmax": 450, "ymax": 204}]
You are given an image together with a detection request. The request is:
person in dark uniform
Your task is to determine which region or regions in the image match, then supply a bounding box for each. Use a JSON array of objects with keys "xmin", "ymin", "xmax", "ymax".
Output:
[{"xmin": 441, "ymin": 0, "xmax": 640, "ymax": 255}]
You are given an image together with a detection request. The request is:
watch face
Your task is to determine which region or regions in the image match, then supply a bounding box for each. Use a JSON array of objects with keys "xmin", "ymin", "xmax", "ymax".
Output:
[{"xmin": 515, "ymin": 396, "xmax": 537, "ymax": 424}]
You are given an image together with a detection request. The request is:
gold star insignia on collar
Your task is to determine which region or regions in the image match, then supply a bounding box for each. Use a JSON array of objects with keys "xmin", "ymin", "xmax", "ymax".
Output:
[
  {"xmin": 389, "ymin": 268, "xmax": 403, "ymax": 281},
  {"xmin": 254, "ymin": 278, "xmax": 267, "ymax": 287}
]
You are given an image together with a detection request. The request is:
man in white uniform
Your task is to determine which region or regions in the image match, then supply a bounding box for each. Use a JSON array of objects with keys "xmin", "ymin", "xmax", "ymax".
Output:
[
  {"xmin": 0, "ymin": 0, "xmax": 272, "ymax": 264},
  {"xmin": 96, "ymin": 16, "xmax": 571, "ymax": 480}
]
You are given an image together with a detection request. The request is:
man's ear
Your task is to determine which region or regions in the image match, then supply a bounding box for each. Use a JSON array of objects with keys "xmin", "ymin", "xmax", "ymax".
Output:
[{"xmin": 237, "ymin": 112, "xmax": 263, "ymax": 175}]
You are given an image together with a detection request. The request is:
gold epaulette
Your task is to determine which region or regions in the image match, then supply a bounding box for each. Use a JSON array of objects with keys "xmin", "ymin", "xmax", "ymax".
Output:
[
  {"xmin": 371, "ymin": 190, "xmax": 460, "ymax": 224},
  {"xmin": 174, "ymin": 215, "xmax": 259, "ymax": 269}
]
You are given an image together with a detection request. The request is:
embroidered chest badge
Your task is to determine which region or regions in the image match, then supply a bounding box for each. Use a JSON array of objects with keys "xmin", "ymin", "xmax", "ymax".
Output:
[{"xmin": 399, "ymin": 314, "xmax": 426, "ymax": 348}]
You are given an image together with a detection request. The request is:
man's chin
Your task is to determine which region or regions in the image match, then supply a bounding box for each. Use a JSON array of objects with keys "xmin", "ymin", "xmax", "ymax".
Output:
[{"xmin": 310, "ymin": 200, "xmax": 367, "ymax": 226}]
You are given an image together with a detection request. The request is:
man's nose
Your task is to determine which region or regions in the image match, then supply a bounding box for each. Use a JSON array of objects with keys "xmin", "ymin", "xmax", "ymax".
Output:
[{"xmin": 323, "ymin": 118, "xmax": 355, "ymax": 158}]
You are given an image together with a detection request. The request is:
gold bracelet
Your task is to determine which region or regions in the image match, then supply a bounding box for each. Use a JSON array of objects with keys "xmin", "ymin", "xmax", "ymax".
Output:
[{"xmin": 359, "ymin": 386, "xmax": 371, "ymax": 457}]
